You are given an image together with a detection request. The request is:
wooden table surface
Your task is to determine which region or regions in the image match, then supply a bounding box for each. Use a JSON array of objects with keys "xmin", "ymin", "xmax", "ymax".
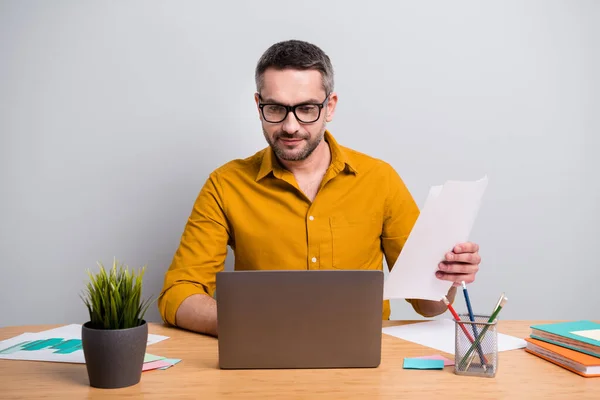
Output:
[{"xmin": 0, "ymin": 320, "xmax": 598, "ymax": 399}]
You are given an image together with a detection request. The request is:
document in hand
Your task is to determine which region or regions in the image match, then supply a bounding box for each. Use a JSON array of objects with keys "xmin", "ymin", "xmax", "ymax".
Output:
[{"xmin": 383, "ymin": 175, "xmax": 488, "ymax": 301}]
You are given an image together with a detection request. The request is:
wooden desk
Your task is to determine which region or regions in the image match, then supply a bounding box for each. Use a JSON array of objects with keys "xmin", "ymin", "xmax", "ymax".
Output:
[{"xmin": 1, "ymin": 321, "xmax": 597, "ymax": 399}]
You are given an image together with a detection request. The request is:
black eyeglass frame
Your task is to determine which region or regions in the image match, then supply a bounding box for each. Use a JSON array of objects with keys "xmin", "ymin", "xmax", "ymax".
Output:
[{"xmin": 257, "ymin": 93, "xmax": 331, "ymax": 123}]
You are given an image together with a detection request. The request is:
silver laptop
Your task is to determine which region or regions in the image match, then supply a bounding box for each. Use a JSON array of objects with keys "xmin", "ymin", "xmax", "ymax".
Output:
[{"xmin": 215, "ymin": 270, "xmax": 383, "ymax": 369}]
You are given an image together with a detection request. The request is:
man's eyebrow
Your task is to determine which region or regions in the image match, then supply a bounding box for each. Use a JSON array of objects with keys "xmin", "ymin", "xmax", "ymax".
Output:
[{"xmin": 260, "ymin": 97, "xmax": 323, "ymax": 105}]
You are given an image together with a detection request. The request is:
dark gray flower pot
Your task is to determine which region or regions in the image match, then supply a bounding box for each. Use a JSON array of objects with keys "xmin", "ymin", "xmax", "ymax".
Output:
[{"xmin": 81, "ymin": 320, "xmax": 148, "ymax": 389}]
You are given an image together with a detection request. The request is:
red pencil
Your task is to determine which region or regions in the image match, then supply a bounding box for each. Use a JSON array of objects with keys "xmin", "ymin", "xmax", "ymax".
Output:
[
  {"xmin": 443, "ymin": 296, "xmax": 489, "ymax": 367},
  {"xmin": 443, "ymin": 296, "xmax": 475, "ymax": 342}
]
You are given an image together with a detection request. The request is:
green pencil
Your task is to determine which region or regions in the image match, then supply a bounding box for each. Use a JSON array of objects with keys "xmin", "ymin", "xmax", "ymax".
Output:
[{"xmin": 458, "ymin": 294, "xmax": 507, "ymax": 370}]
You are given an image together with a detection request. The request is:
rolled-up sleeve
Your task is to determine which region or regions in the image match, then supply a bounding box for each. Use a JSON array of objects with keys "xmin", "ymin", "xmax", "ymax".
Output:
[{"xmin": 158, "ymin": 171, "xmax": 231, "ymax": 326}]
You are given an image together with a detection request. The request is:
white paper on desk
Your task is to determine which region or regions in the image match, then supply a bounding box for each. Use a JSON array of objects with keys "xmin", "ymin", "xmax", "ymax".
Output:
[
  {"xmin": 383, "ymin": 175, "xmax": 488, "ymax": 301},
  {"xmin": 0, "ymin": 324, "xmax": 169, "ymax": 363},
  {"xmin": 0, "ymin": 332, "xmax": 85, "ymax": 363},
  {"xmin": 21, "ymin": 324, "xmax": 170, "ymax": 345},
  {"xmin": 382, "ymin": 319, "xmax": 526, "ymax": 355}
]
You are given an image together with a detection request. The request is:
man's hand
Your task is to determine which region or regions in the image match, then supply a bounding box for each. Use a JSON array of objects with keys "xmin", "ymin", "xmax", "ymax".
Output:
[{"xmin": 435, "ymin": 242, "xmax": 481, "ymax": 286}]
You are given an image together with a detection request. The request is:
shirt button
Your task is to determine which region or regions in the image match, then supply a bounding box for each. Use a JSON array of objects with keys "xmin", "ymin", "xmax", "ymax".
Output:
[
  {"xmin": 309, "ymin": 215, "xmax": 314, "ymax": 221},
  {"xmin": 311, "ymin": 257, "xmax": 317, "ymax": 263}
]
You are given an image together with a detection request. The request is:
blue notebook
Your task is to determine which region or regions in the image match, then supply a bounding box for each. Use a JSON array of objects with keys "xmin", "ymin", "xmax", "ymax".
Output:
[{"xmin": 530, "ymin": 320, "xmax": 600, "ymax": 358}]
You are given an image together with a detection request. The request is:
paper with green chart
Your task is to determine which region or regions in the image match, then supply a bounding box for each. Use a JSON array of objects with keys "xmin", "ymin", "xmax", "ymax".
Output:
[{"xmin": 0, "ymin": 324, "xmax": 181, "ymax": 370}]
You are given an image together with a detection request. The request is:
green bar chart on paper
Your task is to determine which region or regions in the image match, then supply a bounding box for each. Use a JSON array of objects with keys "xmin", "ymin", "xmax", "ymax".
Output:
[
  {"xmin": 0, "ymin": 324, "xmax": 170, "ymax": 364},
  {"xmin": 0, "ymin": 338, "xmax": 82, "ymax": 355}
]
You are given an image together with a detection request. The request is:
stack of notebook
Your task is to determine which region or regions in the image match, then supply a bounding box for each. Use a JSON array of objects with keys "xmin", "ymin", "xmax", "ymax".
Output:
[{"xmin": 525, "ymin": 320, "xmax": 600, "ymax": 377}]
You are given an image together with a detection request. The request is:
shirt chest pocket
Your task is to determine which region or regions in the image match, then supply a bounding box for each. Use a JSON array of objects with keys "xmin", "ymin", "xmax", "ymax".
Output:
[{"xmin": 328, "ymin": 213, "xmax": 382, "ymax": 270}]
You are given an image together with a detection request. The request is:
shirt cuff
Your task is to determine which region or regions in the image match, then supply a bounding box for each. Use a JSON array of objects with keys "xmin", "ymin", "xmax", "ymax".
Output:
[{"xmin": 159, "ymin": 283, "xmax": 208, "ymax": 326}]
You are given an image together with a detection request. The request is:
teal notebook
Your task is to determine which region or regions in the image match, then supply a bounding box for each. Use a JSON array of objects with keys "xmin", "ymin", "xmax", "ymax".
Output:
[{"xmin": 530, "ymin": 320, "xmax": 600, "ymax": 358}]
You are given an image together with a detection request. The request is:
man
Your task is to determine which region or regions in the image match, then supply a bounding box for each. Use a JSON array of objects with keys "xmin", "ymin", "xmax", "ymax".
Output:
[{"xmin": 158, "ymin": 40, "xmax": 482, "ymax": 337}]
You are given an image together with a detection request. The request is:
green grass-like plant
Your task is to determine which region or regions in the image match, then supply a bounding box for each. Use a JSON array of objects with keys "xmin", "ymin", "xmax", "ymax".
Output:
[{"xmin": 81, "ymin": 258, "xmax": 154, "ymax": 330}]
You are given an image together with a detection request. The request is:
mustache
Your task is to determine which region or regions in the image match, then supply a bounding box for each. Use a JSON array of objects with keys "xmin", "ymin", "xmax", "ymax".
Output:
[{"xmin": 275, "ymin": 132, "xmax": 308, "ymax": 140}]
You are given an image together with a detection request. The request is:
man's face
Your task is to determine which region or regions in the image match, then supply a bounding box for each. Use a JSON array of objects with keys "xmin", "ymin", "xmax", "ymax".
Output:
[{"xmin": 255, "ymin": 68, "xmax": 337, "ymax": 162}]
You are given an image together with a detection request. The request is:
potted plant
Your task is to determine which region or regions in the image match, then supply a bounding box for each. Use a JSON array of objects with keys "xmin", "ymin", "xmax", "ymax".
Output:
[{"xmin": 80, "ymin": 259, "xmax": 154, "ymax": 389}]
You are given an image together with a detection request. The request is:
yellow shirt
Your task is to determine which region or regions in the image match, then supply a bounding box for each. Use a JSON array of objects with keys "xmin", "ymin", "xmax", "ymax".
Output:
[{"xmin": 158, "ymin": 130, "xmax": 422, "ymax": 325}]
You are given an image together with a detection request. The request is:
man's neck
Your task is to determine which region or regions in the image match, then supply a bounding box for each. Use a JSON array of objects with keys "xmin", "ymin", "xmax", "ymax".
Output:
[{"xmin": 278, "ymin": 139, "xmax": 331, "ymax": 178}]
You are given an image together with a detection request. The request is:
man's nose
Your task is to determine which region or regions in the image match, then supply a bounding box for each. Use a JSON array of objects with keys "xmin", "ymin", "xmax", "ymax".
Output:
[{"xmin": 281, "ymin": 110, "xmax": 301, "ymax": 134}]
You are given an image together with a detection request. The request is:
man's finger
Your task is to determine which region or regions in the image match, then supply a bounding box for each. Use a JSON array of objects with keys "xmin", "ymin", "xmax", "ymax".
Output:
[
  {"xmin": 454, "ymin": 242, "xmax": 479, "ymax": 254},
  {"xmin": 438, "ymin": 262, "xmax": 479, "ymax": 274},
  {"xmin": 445, "ymin": 252, "xmax": 481, "ymax": 265},
  {"xmin": 435, "ymin": 271, "xmax": 476, "ymax": 284}
]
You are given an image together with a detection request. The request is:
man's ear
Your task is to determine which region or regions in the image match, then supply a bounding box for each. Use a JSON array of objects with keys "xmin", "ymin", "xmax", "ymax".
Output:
[
  {"xmin": 325, "ymin": 92, "xmax": 338, "ymax": 122},
  {"xmin": 254, "ymin": 92, "xmax": 263, "ymax": 120}
]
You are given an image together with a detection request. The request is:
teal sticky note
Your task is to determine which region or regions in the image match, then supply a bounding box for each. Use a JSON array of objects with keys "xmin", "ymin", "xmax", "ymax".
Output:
[
  {"xmin": 157, "ymin": 358, "xmax": 182, "ymax": 370},
  {"xmin": 403, "ymin": 358, "xmax": 445, "ymax": 370}
]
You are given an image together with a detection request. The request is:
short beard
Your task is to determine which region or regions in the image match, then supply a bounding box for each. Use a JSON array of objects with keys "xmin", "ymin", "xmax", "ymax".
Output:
[{"xmin": 263, "ymin": 122, "xmax": 326, "ymax": 162}]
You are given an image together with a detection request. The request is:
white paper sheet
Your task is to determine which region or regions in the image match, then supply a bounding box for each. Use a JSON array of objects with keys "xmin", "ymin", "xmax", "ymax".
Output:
[
  {"xmin": 0, "ymin": 324, "xmax": 169, "ymax": 363},
  {"xmin": 382, "ymin": 319, "xmax": 526, "ymax": 355},
  {"xmin": 383, "ymin": 176, "xmax": 488, "ymax": 301},
  {"xmin": 571, "ymin": 329, "xmax": 600, "ymax": 342},
  {"xmin": 12, "ymin": 324, "xmax": 169, "ymax": 345}
]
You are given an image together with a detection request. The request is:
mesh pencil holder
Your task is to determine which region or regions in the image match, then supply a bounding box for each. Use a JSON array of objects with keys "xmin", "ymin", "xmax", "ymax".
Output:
[{"xmin": 454, "ymin": 313, "xmax": 498, "ymax": 377}]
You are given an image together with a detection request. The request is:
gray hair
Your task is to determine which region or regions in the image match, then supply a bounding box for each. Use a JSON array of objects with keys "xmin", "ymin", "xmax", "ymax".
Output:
[{"xmin": 255, "ymin": 40, "xmax": 334, "ymax": 95}]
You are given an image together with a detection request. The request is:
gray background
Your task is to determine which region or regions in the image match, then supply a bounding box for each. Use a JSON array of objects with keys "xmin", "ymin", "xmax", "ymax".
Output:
[{"xmin": 1, "ymin": 0, "xmax": 598, "ymax": 327}]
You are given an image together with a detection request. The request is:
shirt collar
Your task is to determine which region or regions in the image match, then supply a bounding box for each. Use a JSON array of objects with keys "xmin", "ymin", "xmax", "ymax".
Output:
[{"xmin": 255, "ymin": 130, "xmax": 358, "ymax": 181}]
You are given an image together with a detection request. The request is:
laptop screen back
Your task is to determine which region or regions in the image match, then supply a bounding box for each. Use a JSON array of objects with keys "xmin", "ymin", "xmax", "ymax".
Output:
[{"xmin": 216, "ymin": 270, "xmax": 383, "ymax": 369}]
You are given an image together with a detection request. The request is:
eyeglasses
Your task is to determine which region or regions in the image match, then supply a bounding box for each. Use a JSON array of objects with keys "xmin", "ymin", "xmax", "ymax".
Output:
[{"xmin": 258, "ymin": 94, "xmax": 330, "ymax": 123}]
